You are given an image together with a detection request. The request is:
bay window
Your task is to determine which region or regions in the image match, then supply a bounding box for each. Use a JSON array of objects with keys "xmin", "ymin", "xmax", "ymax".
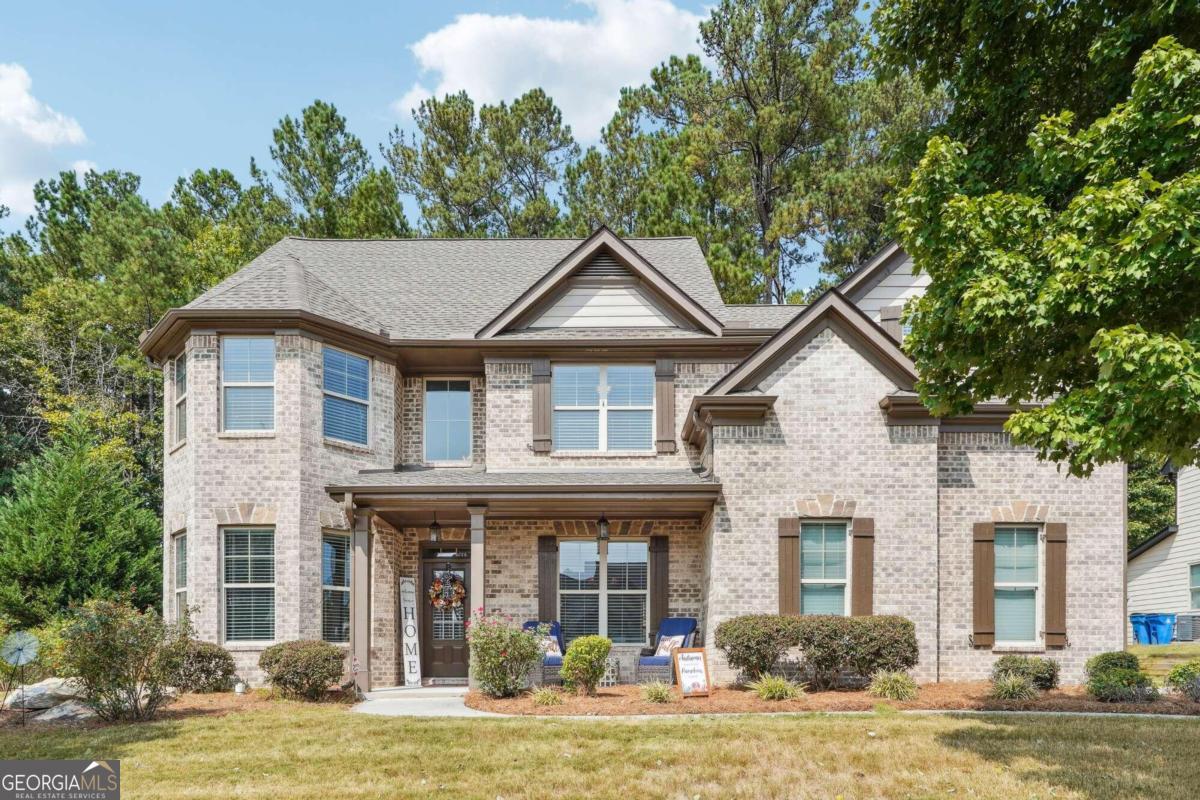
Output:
[
  {"xmin": 552, "ymin": 365, "xmax": 653, "ymax": 452},
  {"xmin": 323, "ymin": 347, "xmax": 370, "ymax": 445},
  {"xmin": 222, "ymin": 337, "xmax": 274, "ymax": 431},
  {"xmin": 558, "ymin": 539, "xmax": 649, "ymax": 644},
  {"xmin": 224, "ymin": 528, "xmax": 275, "ymax": 641},
  {"xmin": 173, "ymin": 355, "xmax": 187, "ymax": 444},
  {"xmin": 321, "ymin": 534, "xmax": 351, "ymax": 643},
  {"xmin": 994, "ymin": 526, "xmax": 1041, "ymax": 644},
  {"xmin": 174, "ymin": 533, "xmax": 187, "ymax": 623}
]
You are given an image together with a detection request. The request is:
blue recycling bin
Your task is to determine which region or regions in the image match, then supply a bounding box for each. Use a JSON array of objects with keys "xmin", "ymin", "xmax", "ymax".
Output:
[
  {"xmin": 1151, "ymin": 613, "xmax": 1177, "ymax": 645},
  {"xmin": 1130, "ymin": 613, "xmax": 1151, "ymax": 645}
]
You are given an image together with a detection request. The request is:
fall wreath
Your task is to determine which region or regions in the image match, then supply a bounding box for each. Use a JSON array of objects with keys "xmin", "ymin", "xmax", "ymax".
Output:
[{"xmin": 428, "ymin": 572, "xmax": 466, "ymax": 610}]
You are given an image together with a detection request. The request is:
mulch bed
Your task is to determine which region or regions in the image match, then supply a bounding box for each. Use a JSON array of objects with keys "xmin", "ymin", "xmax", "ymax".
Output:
[{"xmin": 466, "ymin": 681, "xmax": 1200, "ymax": 716}]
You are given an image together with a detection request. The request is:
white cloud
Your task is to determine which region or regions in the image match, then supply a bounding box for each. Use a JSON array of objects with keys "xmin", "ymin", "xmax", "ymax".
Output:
[
  {"xmin": 394, "ymin": 0, "xmax": 704, "ymax": 139},
  {"xmin": 0, "ymin": 63, "xmax": 88, "ymax": 216}
]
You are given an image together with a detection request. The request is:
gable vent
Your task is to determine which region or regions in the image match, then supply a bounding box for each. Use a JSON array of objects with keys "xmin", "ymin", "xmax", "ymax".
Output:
[{"xmin": 576, "ymin": 251, "xmax": 626, "ymax": 278}]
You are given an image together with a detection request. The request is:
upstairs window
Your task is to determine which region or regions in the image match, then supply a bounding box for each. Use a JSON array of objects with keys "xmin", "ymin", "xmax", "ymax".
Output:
[
  {"xmin": 323, "ymin": 347, "xmax": 370, "ymax": 445},
  {"xmin": 173, "ymin": 355, "xmax": 188, "ymax": 444},
  {"xmin": 995, "ymin": 527, "xmax": 1040, "ymax": 644},
  {"xmin": 424, "ymin": 380, "xmax": 471, "ymax": 463},
  {"xmin": 222, "ymin": 337, "xmax": 274, "ymax": 431},
  {"xmin": 552, "ymin": 365, "xmax": 653, "ymax": 452},
  {"xmin": 800, "ymin": 522, "xmax": 848, "ymax": 615}
]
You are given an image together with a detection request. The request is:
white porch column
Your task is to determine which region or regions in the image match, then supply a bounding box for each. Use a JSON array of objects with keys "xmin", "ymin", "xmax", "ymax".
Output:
[
  {"xmin": 350, "ymin": 511, "xmax": 372, "ymax": 695},
  {"xmin": 468, "ymin": 504, "xmax": 488, "ymax": 615}
]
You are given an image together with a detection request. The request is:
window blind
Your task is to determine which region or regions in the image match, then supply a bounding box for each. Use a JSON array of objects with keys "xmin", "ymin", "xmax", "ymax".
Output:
[
  {"xmin": 800, "ymin": 522, "xmax": 847, "ymax": 615},
  {"xmin": 224, "ymin": 529, "xmax": 274, "ymax": 641},
  {"xmin": 1193, "ymin": 564, "xmax": 1200, "ymax": 609},
  {"xmin": 323, "ymin": 349, "xmax": 369, "ymax": 445},
  {"xmin": 994, "ymin": 527, "xmax": 1038, "ymax": 642},
  {"xmin": 222, "ymin": 337, "xmax": 274, "ymax": 431},
  {"xmin": 323, "ymin": 533, "xmax": 352, "ymax": 644}
]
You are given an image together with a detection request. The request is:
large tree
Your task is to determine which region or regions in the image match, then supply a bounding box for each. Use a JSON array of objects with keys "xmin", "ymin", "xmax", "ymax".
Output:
[{"xmin": 895, "ymin": 37, "xmax": 1200, "ymax": 477}]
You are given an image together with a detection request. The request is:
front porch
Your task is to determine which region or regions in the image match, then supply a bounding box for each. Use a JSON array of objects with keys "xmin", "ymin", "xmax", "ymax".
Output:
[{"xmin": 329, "ymin": 469, "xmax": 719, "ymax": 692}]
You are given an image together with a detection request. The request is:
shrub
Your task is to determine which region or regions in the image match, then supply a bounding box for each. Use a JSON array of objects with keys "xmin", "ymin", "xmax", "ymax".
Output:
[
  {"xmin": 990, "ymin": 672, "xmax": 1038, "ymax": 701},
  {"xmin": 748, "ymin": 674, "xmax": 804, "ymax": 701},
  {"xmin": 1087, "ymin": 667, "xmax": 1159, "ymax": 703},
  {"xmin": 465, "ymin": 612, "xmax": 543, "ymax": 698},
  {"xmin": 991, "ymin": 655, "xmax": 1060, "ymax": 690},
  {"xmin": 866, "ymin": 670, "xmax": 918, "ymax": 701},
  {"xmin": 1181, "ymin": 676, "xmax": 1200, "ymax": 703},
  {"xmin": 173, "ymin": 640, "xmax": 236, "ymax": 693},
  {"xmin": 1085, "ymin": 651, "xmax": 1140, "ymax": 678},
  {"xmin": 560, "ymin": 635, "xmax": 611, "ymax": 695},
  {"xmin": 1166, "ymin": 659, "xmax": 1200, "ymax": 692},
  {"xmin": 641, "ymin": 681, "xmax": 672, "ymax": 703},
  {"xmin": 844, "ymin": 617, "xmax": 920, "ymax": 679},
  {"xmin": 715, "ymin": 615, "xmax": 801, "ymax": 680},
  {"xmin": 531, "ymin": 686, "xmax": 563, "ymax": 707},
  {"xmin": 258, "ymin": 640, "xmax": 344, "ymax": 700},
  {"xmin": 58, "ymin": 600, "xmax": 184, "ymax": 721}
]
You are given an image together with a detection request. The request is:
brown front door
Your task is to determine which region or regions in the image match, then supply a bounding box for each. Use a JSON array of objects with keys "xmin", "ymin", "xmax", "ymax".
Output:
[{"xmin": 422, "ymin": 556, "xmax": 470, "ymax": 678}]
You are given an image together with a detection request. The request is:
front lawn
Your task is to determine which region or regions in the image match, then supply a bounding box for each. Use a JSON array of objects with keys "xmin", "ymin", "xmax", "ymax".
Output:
[{"xmin": 2, "ymin": 699, "xmax": 1199, "ymax": 799}]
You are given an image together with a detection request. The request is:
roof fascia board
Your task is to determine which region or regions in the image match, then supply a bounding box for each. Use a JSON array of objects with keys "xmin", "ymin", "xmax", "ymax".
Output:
[
  {"xmin": 1127, "ymin": 524, "xmax": 1178, "ymax": 561},
  {"xmin": 836, "ymin": 241, "xmax": 905, "ymax": 302}
]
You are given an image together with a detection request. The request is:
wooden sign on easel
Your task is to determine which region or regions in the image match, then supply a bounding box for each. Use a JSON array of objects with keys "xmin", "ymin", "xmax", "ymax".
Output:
[{"xmin": 672, "ymin": 647, "xmax": 711, "ymax": 697}]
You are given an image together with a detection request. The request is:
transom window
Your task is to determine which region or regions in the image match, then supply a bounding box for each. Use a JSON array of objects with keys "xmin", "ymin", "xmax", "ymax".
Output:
[
  {"xmin": 321, "ymin": 534, "xmax": 351, "ymax": 643},
  {"xmin": 323, "ymin": 347, "xmax": 370, "ymax": 445},
  {"xmin": 995, "ymin": 526, "xmax": 1041, "ymax": 644},
  {"xmin": 558, "ymin": 539, "xmax": 649, "ymax": 645},
  {"xmin": 173, "ymin": 355, "xmax": 188, "ymax": 445},
  {"xmin": 1191, "ymin": 563, "xmax": 1200, "ymax": 610},
  {"xmin": 222, "ymin": 337, "xmax": 274, "ymax": 431},
  {"xmin": 424, "ymin": 380, "xmax": 472, "ymax": 463},
  {"xmin": 174, "ymin": 533, "xmax": 187, "ymax": 624},
  {"xmin": 224, "ymin": 528, "xmax": 275, "ymax": 641},
  {"xmin": 800, "ymin": 522, "xmax": 848, "ymax": 615},
  {"xmin": 552, "ymin": 365, "xmax": 654, "ymax": 452}
]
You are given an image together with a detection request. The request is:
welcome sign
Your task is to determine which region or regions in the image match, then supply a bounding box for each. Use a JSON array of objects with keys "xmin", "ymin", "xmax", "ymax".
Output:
[
  {"xmin": 672, "ymin": 648, "xmax": 711, "ymax": 697},
  {"xmin": 399, "ymin": 577, "xmax": 422, "ymax": 687}
]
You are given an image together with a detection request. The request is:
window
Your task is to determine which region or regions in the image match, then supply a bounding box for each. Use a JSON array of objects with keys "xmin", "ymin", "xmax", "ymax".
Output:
[
  {"xmin": 223, "ymin": 528, "xmax": 274, "ymax": 641},
  {"xmin": 800, "ymin": 522, "xmax": 848, "ymax": 615},
  {"xmin": 174, "ymin": 533, "xmax": 187, "ymax": 624},
  {"xmin": 173, "ymin": 355, "xmax": 188, "ymax": 444},
  {"xmin": 558, "ymin": 539, "xmax": 649, "ymax": 645},
  {"xmin": 995, "ymin": 526, "xmax": 1040, "ymax": 643},
  {"xmin": 424, "ymin": 380, "xmax": 471, "ymax": 463},
  {"xmin": 323, "ymin": 348, "xmax": 370, "ymax": 445},
  {"xmin": 1191, "ymin": 563, "xmax": 1200, "ymax": 610},
  {"xmin": 552, "ymin": 365, "xmax": 653, "ymax": 452},
  {"xmin": 322, "ymin": 534, "xmax": 351, "ymax": 643},
  {"xmin": 222, "ymin": 337, "xmax": 274, "ymax": 431}
]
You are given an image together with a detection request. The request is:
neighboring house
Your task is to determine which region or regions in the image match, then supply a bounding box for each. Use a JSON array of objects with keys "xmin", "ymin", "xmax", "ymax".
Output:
[
  {"xmin": 1127, "ymin": 465, "xmax": 1199, "ymax": 636},
  {"xmin": 140, "ymin": 229, "xmax": 1126, "ymax": 689}
]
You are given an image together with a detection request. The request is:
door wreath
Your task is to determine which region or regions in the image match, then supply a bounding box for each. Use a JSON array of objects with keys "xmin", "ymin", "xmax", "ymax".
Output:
[{"xmin": 428, "ymin": 572, "xmax": 466, "ymax": 611}]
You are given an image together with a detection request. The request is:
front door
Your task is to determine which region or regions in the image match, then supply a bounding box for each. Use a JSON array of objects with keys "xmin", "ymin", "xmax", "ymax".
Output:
[{"xmin": 421, "ymin": 555, "xmax": 470, "ymax": 678}]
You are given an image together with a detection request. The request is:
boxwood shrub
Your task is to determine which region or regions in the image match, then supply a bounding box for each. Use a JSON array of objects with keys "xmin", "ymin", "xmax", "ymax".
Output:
[
  {"xmin": 258, "ymin": 640, "xmax": 344, "ymax": 700},
  {"xmin": 560, "ymin": 635, "xmax": 611, "ymax": 695},
  {"xmin": 990, "ymin": 655, "xmax": 1060, "ymax": 690},
  {"xmin": 1085, "ymin": 651, "xmax": 1140, "ymax": 678},
  {"xmin": 713, "ymin": 615, "xmax": 802, "ymax": 680},
  {"xmin": 1087, "ymin": 667, "xmax": 1159, "ymax": 703},
  {"xmin": 173, "ymin": 639, "xmax": 236, "ymax": 693}
]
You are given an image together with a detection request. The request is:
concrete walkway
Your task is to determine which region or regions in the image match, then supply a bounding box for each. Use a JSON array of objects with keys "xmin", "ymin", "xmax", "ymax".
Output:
[{"xmin": 352, "ymin": 686, "xmax": 502, "ymax": 718}]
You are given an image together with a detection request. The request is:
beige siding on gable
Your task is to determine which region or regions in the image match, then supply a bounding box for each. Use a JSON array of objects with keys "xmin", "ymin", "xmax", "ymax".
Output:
[
  {"xmin": 1128, "ymin": 466, "xmax": 1200, "ymax": 614},
  {"xmin": 855, "ymin": 254, "xmax": 931, "ymax": 320},
  {"xmin": 527, "ymin": 284, "xmax": 675, "ymax": 328}
]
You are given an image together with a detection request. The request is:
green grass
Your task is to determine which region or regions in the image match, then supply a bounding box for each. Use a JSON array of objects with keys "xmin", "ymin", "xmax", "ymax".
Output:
[
  {"xmin": 1130, "ymin": 642, "xmax": 1200, "ymax": 681},
  {"xmin": 3, "ymin": 703, "xmax": 1199, "ymax": 799}
]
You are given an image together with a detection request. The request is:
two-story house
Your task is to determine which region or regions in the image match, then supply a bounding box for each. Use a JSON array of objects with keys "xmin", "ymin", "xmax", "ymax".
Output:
[{"xmin": 139, "ymin": 228, "xmax": 1127, "ymax": 690}]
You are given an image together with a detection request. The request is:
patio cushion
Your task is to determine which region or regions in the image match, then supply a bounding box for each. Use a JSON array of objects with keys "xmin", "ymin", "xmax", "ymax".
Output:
[
  {"xmin": 523, "ymin": 620, "xmax": 565, "ymax": 663},
  {"xmin": 544, "ymin": 654, "xmax": 564, "ymax": 667},
  {"xmin": 638, "ymin": 655, "xmax": 671, "ymax": 667}
]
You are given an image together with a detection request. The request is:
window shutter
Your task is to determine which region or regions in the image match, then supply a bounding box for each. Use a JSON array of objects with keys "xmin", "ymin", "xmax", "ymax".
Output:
[
  {"xmin": 880, "ymin": 304, "xmax": 904, "ymax": 342},
  {"xmin": 778, "ymin": 518, "xmax": 800, "ymax": 615},
  {"xmin": 1044, "ymin": 522, "xmax": 1068, "ymax": 647},
  {"xmin": 655, "ymin": 359, "xmax": 676, "ymax": 453},
  {"xmin": 531, "ymin": 359, "xmax": 552, "ymax": 453},
  {"xmin": 537, "ymin": 535, "xmax": 557, "ymax": 621},
  {"xmin": 649, "ymin": 535, "xmax": 669, "ymax": 641},
  {"xmin": 972, "ymin": 522, "xmax": 996, "ymax": 647},
  {"xmin": 850, "ymin": 517, "xmax": 874, "ymax": 616}
]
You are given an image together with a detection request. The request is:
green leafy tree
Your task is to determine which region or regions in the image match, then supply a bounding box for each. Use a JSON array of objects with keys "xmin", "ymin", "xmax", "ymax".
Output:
[
  {"xmin": 0, "ymin": 418, "xmax": 161, "ymax": 627},
  {"xmin": 1128, "ymin": 462, "xmax": 1176, "ymax": 550},
  {"xmin": 895, "ymin": 38, "xmax": 1200, "ymax": 476}
]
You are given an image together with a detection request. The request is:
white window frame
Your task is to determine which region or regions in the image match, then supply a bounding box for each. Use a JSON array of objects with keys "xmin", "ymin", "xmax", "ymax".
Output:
[
  {"xmin": 172, "ymin": 354, "xmax": 188, "ymax": 446},
  {"xmin": 423, "ymin": 378, "xmax": 473, "ymax": 466},
  {"xmin": 221, "ymin": 527, "xmax": 276, "ymax": 644},
  {"xmin": 993, "ymin": 525, "xmax": 1045, "ymax": 647},
  {"xmin": 321, "ymin": 532, "xmax": 351, "ymax": 644},
  {"xmin": 551, "ymin": 364, "xmax": 655, "ymax": 453},
  {"xmin": 173, "ymin": 532, "xmax": 187, "ymax": 624},
  {"xmin": 322, "ymin": 346, "xmax": 372, "ymax": 447},
  {"xmin": 220, "ymin": 336, "xmax": 275, "ymax": 433},
  {"xmin": 1190, "ymin": 562, "xmax": 1200, "ymax": 611},
  {"xmin": 557, "ymin": 538, "xmax": 651, "ymax": 645},
  {"xmin": 798, "ymin": 520, "xmax": 851, "ymax": 616}
]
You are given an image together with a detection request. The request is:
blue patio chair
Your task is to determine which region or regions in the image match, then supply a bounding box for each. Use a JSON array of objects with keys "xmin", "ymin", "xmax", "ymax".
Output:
[
  {"xmin": 636, "ymin": 618, "xmax": 698, "ymax": 684},
  {"xmin": 523, "ymin": 620, "xmax": 566, "ymax": 684}
]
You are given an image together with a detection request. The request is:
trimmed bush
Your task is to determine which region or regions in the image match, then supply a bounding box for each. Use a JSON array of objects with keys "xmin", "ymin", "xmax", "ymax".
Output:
[
  {"xmin": 531, "ymin": 686, "xmax": 563, "ymax": 707},
  {"xmin": 1087, "ymin": 667, "xmax": 1159, "ymax": 703},
  {"xmin": 844, "ymin": 617, "xmax": 920, "ymax": 679},
  {"xmin": 1085, "ymin": 651, "xmax": 1140, "ymax": 678},
  {"xmin": 259, "ymin": 640, "xmax": 344, "ymax": 700},
  {"xmin": 867, "ymin": 670, "xmax": 918, "ymax": 701},
  {"xmin": 641, "ymin": 681, "xmax": 672, "ymax": 703},
  {"xmin": 173, "ymin": 640, "xmax": 236, "ymax": 693},
  {"xmin": 990, "ymin": 672, "xmax": 1038, "ymax": 701},
  {"xmin": 714, "ymin": 615, "xmax": 801, "ymax": 681},
  {"xmin": 560, "ymin": 635, "xmax": 611, "ymax": 695},
  {"xmin": 1166, "ymin": 659, "xmax": 1200, "ymax": 692},
  {"xmin": 748, "ymin": 674, "xmax": 804, "ymax": 701},
  {"xmin": 991, "ymin": 655, "xmax": 1060, "ymax": 690},
  {"xmin": 465, "ymin": 612, "xmax": 543, "ymax": 698},
  {"xmin": 1181, "ymin": 676, "xmax": 1200, "ymax": 703}
]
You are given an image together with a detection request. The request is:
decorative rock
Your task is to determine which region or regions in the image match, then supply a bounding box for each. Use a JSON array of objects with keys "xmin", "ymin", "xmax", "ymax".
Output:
[
  {"xmin": 32, "ymin": 699, "xmax": 96, "ymax": 723},
  {"xmin": 2, "ymin": 678, "xmax": 83, "ymax": 710}
]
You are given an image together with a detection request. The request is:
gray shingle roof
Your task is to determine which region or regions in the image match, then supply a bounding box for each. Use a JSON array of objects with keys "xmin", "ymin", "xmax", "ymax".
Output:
[
  {"xmin": 186, "ymin": 236, "xmax": 728, "ymax": 340},
  {"xmin": 330, "ymin": 467, "xmax": 716, "ymax": 490},
  {"xmin": 723, "ymin": 304, "xmax": 806, "ymax": 329}
]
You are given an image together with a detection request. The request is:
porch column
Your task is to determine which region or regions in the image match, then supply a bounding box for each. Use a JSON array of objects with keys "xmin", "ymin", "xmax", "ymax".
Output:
[
  {"xmin": 468, "ymin": 504, "xmax": 488, "ymax": 614},
  {"xmin": 350, "ymin": 511, "xmax": 372, "ymax": 695}
]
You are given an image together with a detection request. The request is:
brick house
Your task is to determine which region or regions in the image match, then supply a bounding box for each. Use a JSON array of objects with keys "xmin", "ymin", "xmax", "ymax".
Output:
[{"xmin": 140, "ymin": 229, "xmax": 1126, "ymax": 689}]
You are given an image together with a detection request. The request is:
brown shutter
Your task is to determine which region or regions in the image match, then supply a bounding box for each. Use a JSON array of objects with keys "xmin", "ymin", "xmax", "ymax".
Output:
[
  {"xmin": 972, "ymin": 522, "xmax": 996, "ymax": 647},
  {"xmin": 537, "ymin": 535, "xmax": 557, "ymax": 621},
  {"xmin": 531, "ymin": 359, "xmax": 552, "ymax": 453},
  {"xmin": 1044, "ymin": 522, "xmax": 1068, "ymax": 647},
  {"xmin": 850, "ymin": 517, "xmax": 874, "ymax": 616},
  {"xmin": 881, "ymin": 304, "xmax": 904, "ymax": 343},
  {"xmin": 655, "ymin": 359, "xmax": 676, "ymax": 453},
  {"xmin": 649, "ymin": 535, "xmax": 669, "ymax": 641},
  {"xmin": 778, "ymin": 517, "xmax": 800, "ymax": 615}
]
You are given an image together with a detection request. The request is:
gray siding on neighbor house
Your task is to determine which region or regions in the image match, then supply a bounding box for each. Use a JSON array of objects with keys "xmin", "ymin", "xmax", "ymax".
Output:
[{"xmin": 1128, "ymin": 466, "xmax": 1200, "ymax": 616}]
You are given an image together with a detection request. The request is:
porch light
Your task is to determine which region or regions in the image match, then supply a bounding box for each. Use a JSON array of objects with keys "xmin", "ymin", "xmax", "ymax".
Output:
[
  {"xmin": 429, "ymin": 513, "xmax": 441, "ymax": 542},
  {"xmin": 597, "ymin": 513, "xmax": 609, "ymax": 541}
]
